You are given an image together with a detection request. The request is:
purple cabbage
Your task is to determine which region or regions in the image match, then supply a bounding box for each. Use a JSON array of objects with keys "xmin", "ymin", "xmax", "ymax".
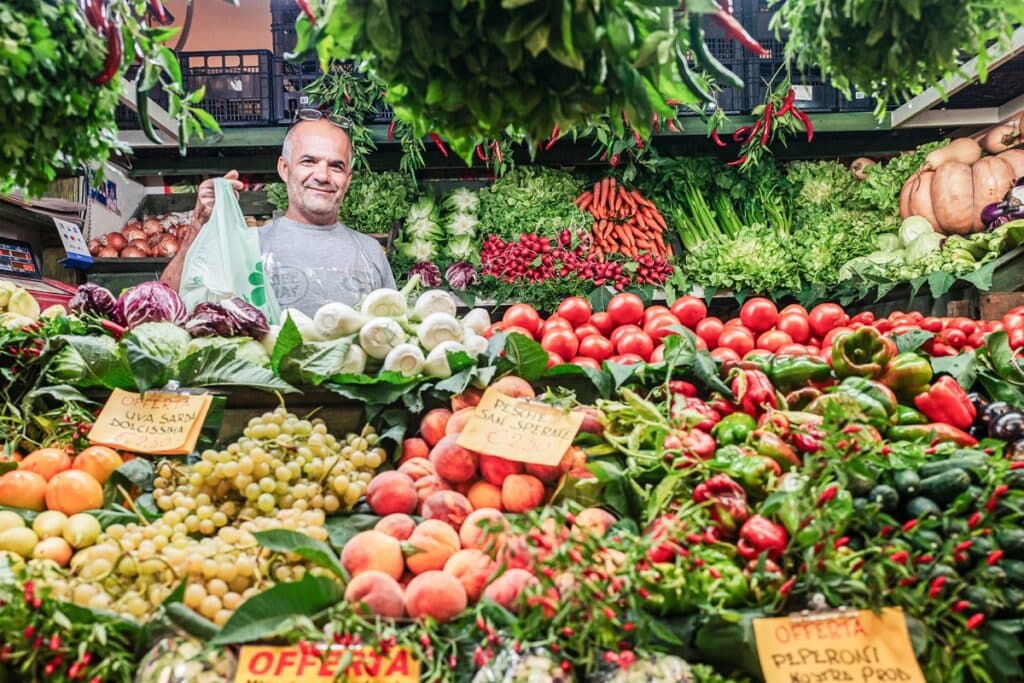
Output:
[
  {"xmin": 445, "ymin": 262, "xmax": 479, "ymax": 291},
  {"xmin": 69, "ymin": 283, "xmax": 117, "ymax": 319},
  {"xmin": 185, "ymin": 302, "xmax": 238, "ymax": 337},
  {"xmin": 114, "ymin": 281, "xmax": 187, "ymax": 329},
  {"xmin": 409, "ymin": 262, "xmax": 443, "ymax": 287}
]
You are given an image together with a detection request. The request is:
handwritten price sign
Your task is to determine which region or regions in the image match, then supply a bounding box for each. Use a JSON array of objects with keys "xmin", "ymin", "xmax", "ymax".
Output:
[
  {"xmin": 753, "ymin": 608, "xmax": 925, "ymax": 683},
  {"xmin": 456, "ymin": 388, "xmax": 583, "ymax": 466},
  {"xmin": 87, "ymin": 389, "xmax": 212, "ymax": 455},
  {"xmin": 234, "ymin": 644, "xmax": 418, "ymax": 683}
]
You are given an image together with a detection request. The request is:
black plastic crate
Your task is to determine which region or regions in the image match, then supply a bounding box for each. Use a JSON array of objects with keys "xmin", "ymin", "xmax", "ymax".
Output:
[
  {"xmin": 368, "ymin": 100, "xmax": 395, "ymax": 125},
  {"xmin": 115, "ymin": 65, "xmax": 169, "ymax": 129},
  {"xmin": 837, "ymin": 89, "xmax": 878, "ymax": 112},
  {"xmin": 180, "ymin": 50, "xmax": 275, "ymax": 126},
  {"xmin": 275, "ymin": 58, "xmax": 324, "ymax": 123}
]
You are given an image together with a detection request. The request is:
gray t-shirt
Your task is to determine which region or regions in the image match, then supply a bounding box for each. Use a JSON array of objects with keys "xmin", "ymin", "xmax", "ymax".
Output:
[{"xmin": 259, "ymin": 216, "xmax": 396, "ymax": 315}]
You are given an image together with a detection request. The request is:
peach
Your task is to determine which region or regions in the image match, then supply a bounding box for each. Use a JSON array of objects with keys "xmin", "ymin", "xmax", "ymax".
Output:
[
  {"xmin": 366, "ymin": 471, "xmax": 417, "ymax": 516},
  {"xmin": 573, "ymin": 406, "xmax": 604, "ymax": 435},
  {"xmin": 374, "ymin": 513, "xmax": 417, "ymax": 541},
  {"xmin": 415, "ymin": 475, "xmax": 450, "ymax": 507},
  {"xmin": 419, "ymin": 409, "xmax": 451, "ymax": 447},
  {"xmin": 340, "ymin": 530, "xmax": 404, "ymax": 580},
  {"xmin": 0, "ymin": 470, "xmax": 47, "ymax": 511},
  {"xmin": 404, "ymin": 570, "xmax": 467, "ymax": 623},
  {"xmin": 479, "ymin": 454, "xmax": 523, "ymax": 486},
  {"xmin": 451, "ymin": 386, "xmax": 483, "ymax": 412},
  {"xmin": 421, "ymin": 491, "xmax": 473, "ymax": 529},
  {"xmin": 482, "ymin": 568, "xmax": 537, "ymax": 611},
  {"xmin": 453, "ymin": 479, "xmax": 473, "ymax": 495},
  {"xmin": 466, "ymin": 481, "xmax": 503, "ymax": 510},
  {"xmin": 572, "ymin": 507, "xmax": 616, "ymax": 538},
  {"xmin": 405, "ymin": 520, "xmax": 460, "ymax": 575},
  {"xmin": 72, "ymin": 446, "xmax": 123, "ymax": 485},
  {"xmin": 445, "ymin": 407, "xmax": 476, "ymax": 436},
  {"xmin": 398, "ymin": 457, "xmax": 435, "ymax": 482},
  {"xmin": 489, "ymin": 376, "xmax": 535, "ymax": 400},
  {"xmin": 20, "ymin": 448, "xmax": 72, "ymax": 481},
  {"xmin": 459, "ymin": 508, "xmax": 509, "ymax": 552},
  {"xmin": 524, "ymin": 447, "xmax": 576, "ymax": 484},
  {"xmin": 496, "ymin": 534, "xmax": 532, "ymax": 570},
  {"xmin": 444, "ymin": 549, "xmax": 497, "ymax": 603},
  {"xmin": 501, "ymin": 474, "xmax": 546, "ymax": 513},
  {"xmin": 44, "ymin": 470, "xmax": 103, "ymax": 516},
  {"xmin": 400, "ymin": 437, "xmax": 430, "ymax": 463},
  {"xmin": 344, "ymin": 570, "xmax": 405, "ymax": 618},
  {"xmin": 429, "ymin": 434, "xmax": 478, "ymax": 483}
]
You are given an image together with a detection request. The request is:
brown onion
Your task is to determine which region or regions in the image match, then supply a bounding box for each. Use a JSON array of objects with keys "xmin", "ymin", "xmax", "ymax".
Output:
[
  {"xmin": 105, "ymin": 232, "xmax": 128, "ymax": 251},
  {"xmin": 155, "ymin": 236, "xmax": 179, "ymax": 257},
  {"xmin": 148, "ymin": 233, "xmax": 165, "ymax": 247},
  {"xmin": 123, "ymin": 227, "xmax": 146, "ymax": 242},
  {"xmin": 87, "ymin": 239, "xmax": 102, "ymax": 256},
  {"xmin": 129, "ymin": 239, "xmax": 152, "ymax": 255},
  {"xmin": 126, "ymin": 218, "xmax": 142, "ymax": 230},
  {"xmin": 97, "ymin": 247, "xmax": 119, "ymax": 258},
  {"xmin": 120, "ymin": 246, "xmax": 147, "ymax": 258},
  {"xmin": 142, "ymin": 218, "xmax": 163, "ymax": 236}
]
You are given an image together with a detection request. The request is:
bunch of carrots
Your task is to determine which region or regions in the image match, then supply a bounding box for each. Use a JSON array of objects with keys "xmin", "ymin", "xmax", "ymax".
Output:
[{"xmin": 575, "ymin": 178, "xmax": 671, "ymax": 260}]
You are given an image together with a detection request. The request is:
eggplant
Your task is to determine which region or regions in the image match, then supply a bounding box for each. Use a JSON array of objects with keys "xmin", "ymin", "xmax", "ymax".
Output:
[
  {"xmin": 982, "ymin": 202, "xmax": 1006, "ymax": 226},
  {"xmin": 968, "ymin": 392, "xmax": 989, "ymax": 423},
  {"xmin": 990, "ymin": 412, "xmax": 1024, "ymax": 441},
  {"xmin": 1007, "ymin": 437, "xmax": 1024, "ymax": 461},
  {"xmin": 984, "ymin": 401, "xmax": 1014, "ymax": 425}
]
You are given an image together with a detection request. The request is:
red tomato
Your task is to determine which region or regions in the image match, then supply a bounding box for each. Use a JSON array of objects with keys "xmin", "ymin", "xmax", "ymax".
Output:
[
  {"xmin": 579, "ymin": 335, "xmax": 614, "ymax": 362},
  {"xmin": 650, "ymin": 344, "xmax": 666, "ymax": 363},
  {"xmin": 617, "ymin": 331, "xmax": 655, "ymax": 360},
  {"xmin": 777, "ymin": 343, "xmax": 810, "ymax": 356},
  {"xmin": 890, "ymin": 324, "xmax": 918, "ymax": 336},
  {"xmin": 644, "ymin": 314, "xmax": 682, "ymax": 342},
  {"xmin": 570, "ymin": 356, "xmax": 601, "ymax": 369},
  {"xmin": 503, "ymin": 325, "xmax": 535, "ymax": 339},
  {"xmin": 556, "ymin": 297, "xmax": 592, "ymax": 327},
  {"xmin": 724, "ymin": 317, "xmax": 745, "ymax": 327},
  {"xmin": 1003, "ymin": 312, "xmax": 1024, "ymax": 332},
  {"xmin": 503, "ymin": 304, "xmax": 542, "ymax": 336},
  {"xmin": 710, "ymin": 347, "xmax": 740, "ymax": 362},
  {"xmin": 546, "ymin": 351, "xmax": 564, "ymax": 368},
  {"xmin": 1010, "ymin": 328, "xmax": 1024, "ymax": 350},
  {"xmin": 921, "ymin": 317, "xmax": 943, "ymax": 333},
  {"xmin": 780, "ymin": 304, "xmax": 808, "ymax": 317},
  {"xmin": 757, "ymin": 329, "xmax": 793, "ymax": 353},
  {"xmin": 607, "ymin": 293, "xmax": 645, "ymax": 326},
  {"xmin": 610, "ymin": 324, "xmax": 643, "ymax": 347},
  {"xmin": 907, "ymin": 311, "xmax": 924, "ymax": 323},
  {"xmin": 740, "ymin": 297, "xmax": 778, "ymax": 334},
  {"xmin": 642, "ymin": 305, "xmax": 673, "ymax": 326},
  {"xmin": 483, "ymin": 322, "xmax": 505, "ymax": 339},
  {"xmin": 670, "ymin": 296, "xmax": 707, "ymax": 330},
  {"xmin": 850, "ymin": 311, "xmax": 875, "ymax": 325},
  {"xmin": 694, "ymin": 335, "xmax": 708, "ymax": 351},
  {"xmin": 541, "ymin": 328, "xmax": 579, "ymax": 360},
  {"xmin": 718, "ymin": 326, "xmax": 755, "ymax": 356},
  {"xmin": 947, "ymin": 318, "xmax": 977, "ymax": 336},
  {"xmin": 695, "ymin": 317, "xmax": 724, "ymax": 348},
  {"xmin": 589, "ymin": 312, "xmax": 614, "ymax": 337},
  {"xmin": 574, "ymin": 324, "xmax": 601, "ymax": 340},
  {"xmin": 821, "ymin": 326, "xmax": 852, "ymax": 352},
  {"xmin": 808, "ymin": 303, "xmax": 849, "ymax": 338},
  {"xmin": 540, "ymin": 316, "xmax": 573, "ymax": 338},
  {"xmin": 1009, "ymin": 306, "xmax": 1024, "ymax": 317},
  {"xmin": 776, "ymin": 313, "xmax": 810, "ymax": 343},
  {"xmin": 942, "ymin": 328, "xmax": 967, "ymax": 349},
  {"xmin": 968, "ymin": 331, "xmax": 985, "ymax": 348},
  {"xmin": 873, "ymin": 319, "xmax": 893, "ymax": 334},
  {"xmin": 610, "ymin": 353, "xmax": 644, "ymax": 365},
  {"xmin": 745, "ymin": 349, "xmax": 773, "ymax": 359}
]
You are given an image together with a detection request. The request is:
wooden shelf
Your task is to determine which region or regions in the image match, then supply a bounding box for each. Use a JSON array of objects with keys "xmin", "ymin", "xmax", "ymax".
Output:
[{"xmin": 141, "ymin": 191, "xmax": 276, "ymax": 217}]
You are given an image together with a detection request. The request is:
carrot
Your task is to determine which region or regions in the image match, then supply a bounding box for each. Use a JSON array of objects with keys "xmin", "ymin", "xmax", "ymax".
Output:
[
  {"xmin": 654, "ymin": 232, "xmax": 667, "ymax": 253},
  {"xmin": 615, "ymin": 224, "xmax": 634, "ymax": 247},
  {"xmin": 622, "ymin": 190, "xmax": 637, "ymax": 212},
  {"xmin": 630, "ymin": 190, "xmax": 651, "ymax": 208},
  {"xmin": 649, "ymin": 210, "xmax": 668, "ymax": 231}
]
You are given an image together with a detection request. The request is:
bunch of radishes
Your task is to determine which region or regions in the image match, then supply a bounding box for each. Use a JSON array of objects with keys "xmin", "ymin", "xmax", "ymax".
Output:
[{"xmin": 89, "ymin": 214, "xmax": 189, "ymax": 259}]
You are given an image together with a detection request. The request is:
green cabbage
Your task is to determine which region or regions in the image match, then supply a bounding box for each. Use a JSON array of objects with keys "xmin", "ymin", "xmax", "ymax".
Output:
[
  {"xmin": 124, "ymin": 322, "xmax": 190, "ymax": 367},
  {"xmin": 906, "ymin": 232, "xmax": 944, "ymax": 261},
  {"xmin": 186, "ymin": 337, "xmax": 270, "ymax": 367},
  {"xmin": 899, "ymin": 216, "xmax": 935, "ymax": 246},
  {"xmin": 875, "ymin": 233, "xmax": 902, "ymax": 251}
]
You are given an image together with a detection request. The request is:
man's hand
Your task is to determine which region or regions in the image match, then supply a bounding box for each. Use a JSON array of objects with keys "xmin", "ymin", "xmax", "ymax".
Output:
[{"xmin": 192, "ymin": 169, "xmax": 243, "ymax": 227}]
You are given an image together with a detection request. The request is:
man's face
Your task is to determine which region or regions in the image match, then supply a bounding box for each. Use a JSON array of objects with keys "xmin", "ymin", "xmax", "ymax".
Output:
[{"xmin": 277, "ymin": 119, "xmax": 353, "ymax": 225}]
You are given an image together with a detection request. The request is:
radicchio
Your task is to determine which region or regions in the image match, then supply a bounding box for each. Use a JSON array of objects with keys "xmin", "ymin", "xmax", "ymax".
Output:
[
  {"xmin": 222, "ymin": 297, "xmax": 269, "ymax": 340},
  {"xmin": 445, "ymin": 262, "xmax": 479, "ymax": 291},
  {"xmin": 114, "ymin": 281, "xmax": 187, "ymax": 329},
  {"xmin": 185, "ymin": 298, "xmax": 269, "ymax": 340},
  {"xmin": 68, "ymin": 283, "xmax": 117, "ymax": 318},
  {"xmin": 409, "ymin": 262, "xmax": 443, "ymax": 287}
]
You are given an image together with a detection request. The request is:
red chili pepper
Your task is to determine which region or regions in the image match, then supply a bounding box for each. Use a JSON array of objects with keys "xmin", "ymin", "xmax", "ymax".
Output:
[
  {"xmin": 968, "ymin": 512, "xmax": 983, "ymax": 529},
  {"xmin": 632, "ymin": 129, "xmax": 644, "ymax": 149},
  {"xmin": 743, "ymin": 119, "xmax": 763, "ymax": 144},
  {"xmin": 665, "ymin": 99, "xmax": 682, "ymax": 106},
  {"xmin": 652, "ymin": 113, "xmax": 661, "ymax": 134},
  {"xmin": 427, "ymin": 132, "xmax": 448, "ymax": 157},
  {"xmin": 710, "ymin": 129, "xmax": 727, "ymax": 148},
  {"xmin": 775, "ymin": 89, "xmax": 796, "ymax": 117},
  {"xmin": 99, "ymin": 319, "xmax": 126, "ymax": 340},
  {"xmin": 545, "ymin": 123, "xmax": 560, "ymax": 151},
  {"xmin": 902, "ymin": 518, "xmax": 918, "ymax": 532},
  {"xmin": 955, "ymin": 540, "xmax": 973, "ymax": 553},
  {"xmin": 386, "ymin": 120, "xmax": 396, "ymax": 142},
  {"xmin": 951, "ymin": 600, "xmax": 970, "ymax": 613},
  {"xmin": 834, "ymin": 536, "xmax": 850, "ymax": 549},
  {"xmin": 666, "ymin": 119, "xmax": 680, "ymax": 133},
  {"xmin": 85, "ymin": 0, "xmax": 106, "ymax": 30},
  {"xmin": 914, "ymin": 554, "xmax": 934, "ymax": 564},
  {"xmin": 149, "ymin": 0, "xmax": 167, "ymax": 21},
  {"xmin": 296, "ymin": 0, "xmax": 316, "ymax": 23},
  {"xmin": 966, "ymin": 613, "xmax": 985, "ymax": 631},
  {"xmin": 710, "ymin": 6, "xmax": 770, "ymax": 57},
  {"xmin": 988, "ymin": 550, "xmax": 1004, "ymax": 566},
  {"xmin": 726, "ymin": 155, "xmax": 747, "ymax": 167},
  {"xmin": 475, "ymin": 144, "xmax": 489, "ymax": 162},
  {"xmin": 889, "ymin": 550, "xmax": 909, "ymax": 564},
  {"xmin": 732, "ymin": 126, "xmax": 754, "ymax": 143},
  {"xmin": 92, "ymin": 20, "xmax": 122, "ymax": 86},
  {"xmin": 609, "ymin": 154, "xmax": 620, "ymax": 168},
  {"xmin": 816, "ymin": 484, "xmax": 838, "ymax": 507},
  {"xmin": 1011, "ymin": 462, "xmax": 1024, "ymax": 470},
  {"xmin": 928, "ymin": 576, "xmax": 947, "ymax": 599},
  {"xmin": 793, "ymin": 109, "xmax": 814, "ymax": 142},
  {"xmin": 987, "ymin": 484, "xmax": 1009, "ymax": 512},
  {"xmin": 760, "ymin": 103, "xmax": 773, "ymax": 146}
]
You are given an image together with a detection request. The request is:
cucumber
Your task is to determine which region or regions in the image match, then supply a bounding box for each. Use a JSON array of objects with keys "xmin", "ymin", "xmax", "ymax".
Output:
[
  {"xmin": 947, "ymin": 518, "xmax": 969, "ymax": 535},
  {"xmin": 846, "ymin": 471, "xmax": 875, "ymax": 497},
  {"xmin": 948, "ymin": 486, "xmax": 984, "ymax": 516},
  {"xmin": 1005, "ymin": 470, "xmax": 1024, "ymax": 490},
  {"xmin": 969, "ymin": 535, "xmax": 996, "ymax": 559},
  {"xmin": 892, "ymin": 469, "xmax": 921, "ymax": 497},
  {"xmin": 929, "ymin": 563, "xmax": 959, "ymax": 581},
  {"xmin": 976, "ymin": 565, "xmax": 1008, "ymax": 586},
  {"xmin": 965, "ymin": 586, "xmax": 1004, "ymax": 616},
  {"xmin": 904, "ymin": 496, "xmax": 942, "ymax": 520},
  {"xmin": 1000, "ymin": 587, "xmax": 1024, "ymax": 617},
  {"xmin": 997, "ymin": 529, "xmax": 1024, "ymax": 559},
  {"xmin": 868, "ymin": 484, "xmax": 900, "ymax": 512},
  {"xmin": 918, "ymin": 469, "xmax": 972, "ymax": 504},
  {"xmin": 918, "ymin": 455, "xmax": 988, "ymax": 482},
  {"xmin": 1002, "ymin": 559, "xmax": 1024, "ymax": 586},
  {"xmin": 910, "ymin": 529, "xmax": 944, "ymax": 553}
]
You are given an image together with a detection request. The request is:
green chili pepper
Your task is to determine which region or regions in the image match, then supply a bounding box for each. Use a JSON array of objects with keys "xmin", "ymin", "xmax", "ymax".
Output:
[
  {"xmin": 770, "ymin": 354, "xmax": 834, "ymax": 392},
  {"xmin": 711, "ymin": 412, "xmax": 757, "ymax": 446},
  {"xmin": 688, "ymin": 15, "xmax": 744, "ymax": 89}
]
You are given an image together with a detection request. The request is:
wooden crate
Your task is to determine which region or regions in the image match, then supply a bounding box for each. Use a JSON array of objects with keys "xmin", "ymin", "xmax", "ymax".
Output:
[{"xmin": 980, "ymin": 292, "xmax": 1024, "ymax": 321}]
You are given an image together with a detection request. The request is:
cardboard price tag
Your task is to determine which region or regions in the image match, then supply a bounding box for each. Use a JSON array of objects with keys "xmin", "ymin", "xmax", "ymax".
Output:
[
  {"xmin": 456, "ymin": 388, "xmax": 584, "ymax": 466},
  {"xmin": 753, "ymin": 607, "xmax": 925, "ymax": 683},
  {"xmin": 234, "ymin": 644, "xmax": 419, "ymax": 683},
  {"xmin": 87, "ymin": 389, "xmax": 212, "ymax": 455}
]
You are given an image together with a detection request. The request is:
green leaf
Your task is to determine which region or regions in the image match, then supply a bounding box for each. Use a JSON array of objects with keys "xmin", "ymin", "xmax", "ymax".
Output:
[
  {"xmin": 121, "ymin": 334, "xmax": 170, "ymax": 395},
  {"xmin": 177, "ymin": 345, "xmax": 298, "ymax": 393},
  {"xmin": 253, "ymin": 529, "xmax": 346, "ymax": 580},
  {"xmin": 930, "ymin": 350, "xmax": 977, "ymax": 391},
  {"xmin": 985, "ymin": 331, "xmax": 1024, "ymax": 384},
  {"xmin": 211, "ymin": 575, "xmax": 343, "ymax": 645},
  {"xmin": 50, "ymin": 336, "xmax": 135, "ymax": 389},
  {"xmin": 165, "ymin": 603, "xmax": 221, "ymax": 640},
  {"xmin": 589, "ymin": 286, "xmax": 613, "ymax": 312},
  {"xmin": 325, "ymin": 513, "xmax": 382, "ymax": 550},
  {"xmin": 894, "ymin": 330, "xmax": 934, "ymax": 353},
  {"xmin": 503, "ymin": 333, "xmax": 549, "ymax": 381},
  {"xmin": 961, "ymin": 261, "xmax": 997, "ymax": 291},
  {"xmin": 604, "ymin": 361, "xmax": 638, "ymax": 390},
  {"xmin": 536, "ymin": 363, "xmax": 612, "ymax": 402},
  {"xmin": 271, "ymin": 315, "xmax": 303, "ymax": 373},
  {"xmin": 927, "ymin": 270, "xmax": 956, "ymax": 299},
  {"xmin": 907, "ymin": 276, "xmax": 928, "ymax": 305},
  {"xmin": 278, "ymin": 337, "xmax": 354, "ymax": 386}
]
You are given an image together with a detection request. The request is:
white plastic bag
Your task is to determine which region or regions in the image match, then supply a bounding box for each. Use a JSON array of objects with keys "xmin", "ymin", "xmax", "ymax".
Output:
[{"xmin": 180, "ymin": 178, "xmax": 280, "ymax": 323}]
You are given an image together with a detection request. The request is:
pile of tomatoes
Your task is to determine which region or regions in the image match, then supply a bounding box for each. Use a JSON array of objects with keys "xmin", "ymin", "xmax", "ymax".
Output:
[{"xmin": 482, "ymin": 294, "xmax": 1013, "ymax": 368}]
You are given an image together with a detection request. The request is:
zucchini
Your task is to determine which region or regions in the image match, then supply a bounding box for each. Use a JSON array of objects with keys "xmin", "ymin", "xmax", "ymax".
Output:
[
  {"xmin": 997, "ymin": 529, "xmax": 1024, "ymax": 559},
  {"xmin": 918, "ymin": 455, "xmax": 988, "ymax": 482},
  {"xmin": 892, "ymin": 469, "xmax": 920, "ymax": 497},
  {"xmin": 904, "ymin": 496, "xmax": 942, "ymax": 520},
  {"xmin": 846, "ymin": 471, "xmax": 875, "ymax": 497},
  {"xmin": 910, "ymin": 529, "xmax": 944, "ymax": 553},
  {"xmin": 868, "ymin": 484, "xmax": 900, "ymax": 513},
  {"xmin": 1002, "ymin": 559, "xmax": 1024, "ymax": 587},
  {"xmin": 965, "ymin": 585, "xmax": 1004, "ymax": 616},
  {"xmin": 948, "ymin": 486, "xmax": 984, "ymax": 516},
  {"xmin": 918, "ymin": 469, "xmax": 972, "ymax": 504}
]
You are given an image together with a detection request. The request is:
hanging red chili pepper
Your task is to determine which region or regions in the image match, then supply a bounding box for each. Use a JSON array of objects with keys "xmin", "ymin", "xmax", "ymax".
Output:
[
  {"xmin": 92, "ymin": 19, "xmax": 122, "ymax": 86},
  {"xmin": 726, "ymin": 155, "xmax": 747, "ymax": 167},
  {"xmin": 760, "ymin": 103, "xmax": 773, "ymax": 146},
  {"xmin": 295, "ymin": 0, "xmax": 316, "ymax": 23},
  {"xmin": 386, "ymin": 120, "xmax": 396, "ymax": 142},
  {"xmin": 428, "ymin": 132, "xmax": 448, "ymax": 157},
  {"xmin": 775, "ymin": 89, "xmax": 796, "ymax": 117},
  {"xmin": 710, "ymin": 7, "xmax": 769, "ymax": 57},
  {"xmin": 710, "ymin": 129, "xmax": 727, "ymax": 148},
  {"xmin": 632, "ymin": 129, "xmax": 644, "ymax": 149},
  {"xmin": 475, "ymin": 144, "xmax": 489, "ymax": 162},
  {"xmin": 793, "ymin": 109, "xmax": 814, "ymax": 142},
  {"xmin": 84, "ymin": 0, "xmax": 106, "ymax": 31},
  {"xmin": 652, "ymin": 113, "xmax": 661, "ymax": 134},
  {"xmin": 148, "ymin": 0, "xmax": 167, "ymax": 22},
  {"xmin": 491, "ymin": 141, "xmax": 503, "ymax": 165},
  {"xmin": 666, "ymin": 119, "xmax": 680, "ymax": 133}
]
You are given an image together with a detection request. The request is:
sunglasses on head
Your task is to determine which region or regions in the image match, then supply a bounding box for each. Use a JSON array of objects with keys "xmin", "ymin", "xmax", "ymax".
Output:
[{"xmin": 292, "ymin": 108, "xmax": 353, "ymax": 132}]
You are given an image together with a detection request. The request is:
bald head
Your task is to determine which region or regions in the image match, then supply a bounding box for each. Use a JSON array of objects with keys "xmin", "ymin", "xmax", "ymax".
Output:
[{"xmin": 277, "ymin": 119, "xmax": 354, "ymax": 225}]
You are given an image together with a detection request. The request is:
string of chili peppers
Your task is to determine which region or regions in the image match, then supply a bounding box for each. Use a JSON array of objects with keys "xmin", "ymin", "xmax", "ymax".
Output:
[{"xmin": 710, "ymin": 79, "xmax": 814, "ymax": 170}]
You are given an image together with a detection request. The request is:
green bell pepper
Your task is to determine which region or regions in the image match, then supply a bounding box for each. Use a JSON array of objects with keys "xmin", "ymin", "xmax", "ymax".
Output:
[
  {"xmin": 880, "ymin": 352, "xmax": 933, "ymax": 399},
  {"xmin": 770, "ymin": 355, "xmax": 834, "ymax": 392},
  {"xmin": 895, "ymin": 404, "xmax": 928, "ymax": 425},
  {"xmin": 830, "ymin": 327, "xmax": 897, "ymax": 379},
  {"xmin": 809, "ymin": 377, "xmax": 898, "ymax": 430},
  {"xmin": 711, "ymin": 413, "xmax": 757, "ymax": 446}
]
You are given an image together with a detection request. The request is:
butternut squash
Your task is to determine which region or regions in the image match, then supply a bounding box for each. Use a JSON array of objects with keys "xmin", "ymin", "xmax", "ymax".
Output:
[
  {"xmin": 922, "ymin": 138, "xmax": 983, "ymax": 171},
  {"xmin": 980, "ymin": 125, "xmax": 1018, "ymax": 154},
  {"xmin": 971, "ymin": 156, "xmax": 1015, "ymax": 229}
]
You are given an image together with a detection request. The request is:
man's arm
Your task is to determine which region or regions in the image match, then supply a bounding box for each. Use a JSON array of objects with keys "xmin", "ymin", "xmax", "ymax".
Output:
[{"xmin": 159, "ymin": 170, "xmax": 243, "ymax": 291}]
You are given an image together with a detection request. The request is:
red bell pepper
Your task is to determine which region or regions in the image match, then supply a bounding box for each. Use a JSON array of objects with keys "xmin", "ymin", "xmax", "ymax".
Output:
[
  {"xmin": 693, "ymin": 474, "xmax": 750, "ymax": 536},
  {"xmin": 730, "ymin": 368, "xmax": 777, "ymax": 416},
  {"xmin": 913, "ymin": 376, "xmax": 976, "ymax": 429},
  {"xmin": 737, "ymin": 515, "xmax": 789, "ymax": 561}
]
